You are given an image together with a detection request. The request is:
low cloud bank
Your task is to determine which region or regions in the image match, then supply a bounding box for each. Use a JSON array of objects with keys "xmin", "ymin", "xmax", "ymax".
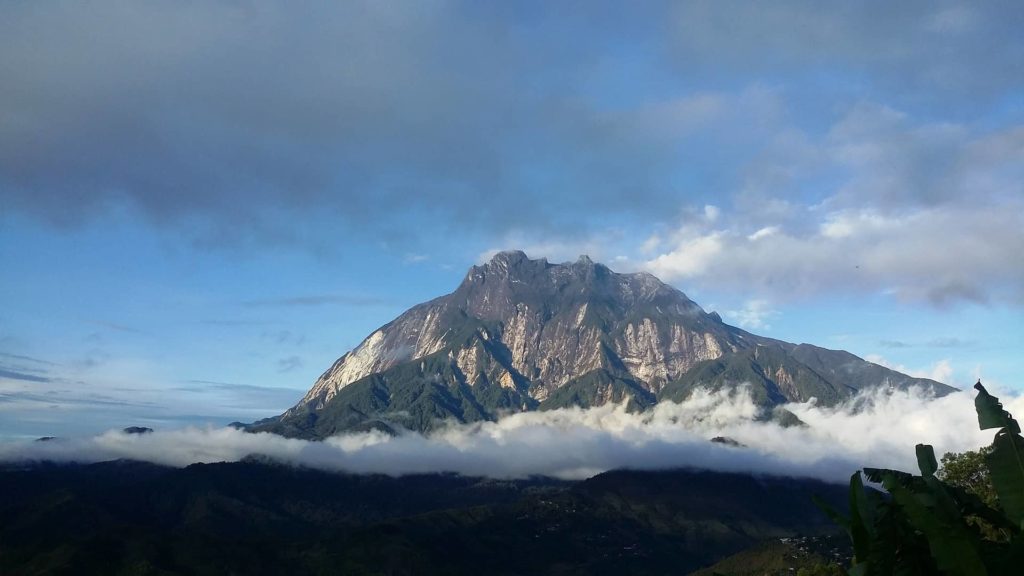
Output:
[{"xmin": 2, "ymin": 386, "xmax": 1019, "ymax": 483}]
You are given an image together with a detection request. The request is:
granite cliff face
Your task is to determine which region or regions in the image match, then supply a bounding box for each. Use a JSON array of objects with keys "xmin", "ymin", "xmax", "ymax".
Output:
[{"xmin": 252, "ymin": 251, "xmax": 953, "ymax": 438}]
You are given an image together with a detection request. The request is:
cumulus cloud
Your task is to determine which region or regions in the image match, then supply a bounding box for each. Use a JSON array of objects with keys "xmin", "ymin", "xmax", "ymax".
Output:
[
  {"xmin": 505, "ymin": 101, "xmax": 1021, "ymax": 309},
  {"xmin": 651, "ymin": 202, "xmax": 1019, "ymax": 301},
  {"xmin": 2, "ymin": 386, "xmax": 1017, "ymax": 484},
  {"xmin": 641, "ymin": 100, "xmax": 1024, "ymax": 307},
  {"xmin": 645, "ymin": 203, "xmax": 1024, "ymax": 306}
]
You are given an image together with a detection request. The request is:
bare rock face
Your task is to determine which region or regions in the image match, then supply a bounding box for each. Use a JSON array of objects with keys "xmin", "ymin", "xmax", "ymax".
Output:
[
  {"xmin": 257, "ymin": 251, "xmax": 953, "ymax": 438},
  {"xmin": 291, "ymin": 251, "xmax": 750, "ymax": 413}
]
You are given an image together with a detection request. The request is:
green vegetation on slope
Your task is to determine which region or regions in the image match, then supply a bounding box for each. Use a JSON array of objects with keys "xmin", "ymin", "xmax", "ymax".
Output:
[{"xmin": 689, "ymin": 536, "xmax": 848, "ymax": 576}]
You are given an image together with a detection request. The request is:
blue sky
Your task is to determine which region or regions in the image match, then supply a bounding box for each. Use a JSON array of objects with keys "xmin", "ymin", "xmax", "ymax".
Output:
[{"xmin": 1, "ymin": 1, "xmax": 1022, "ymax": 437}]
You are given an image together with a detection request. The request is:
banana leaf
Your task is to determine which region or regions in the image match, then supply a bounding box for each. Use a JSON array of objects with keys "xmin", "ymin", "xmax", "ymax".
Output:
[
  {"xmin": 974, "ymin": 382, "xmax": 1020, "ymax": 433},
  {"xmin": 974, "ymin": 382, "xmax": 1024, "ymax": 526},
  {"xmin": 877, "ymin": 470, "xmax": 988, "ymax": 576},
  {"xmin": 985, "ymin": 429, "xmax": 1024, "ymax": 527},
  {"xmin": 917, "ymin": 444, "xmax": 938, "ymax": 477}
]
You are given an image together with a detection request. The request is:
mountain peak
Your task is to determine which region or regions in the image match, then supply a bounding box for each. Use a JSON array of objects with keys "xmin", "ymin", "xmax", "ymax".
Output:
[
  {"xmin": 488, "ymin": 250, "xmax": 530, "ymax": 266},
  {"xmin": 571, "ymin": 254, "xmax": 611, "ymax": 275},
  {"xmin": 467, "ymin": 250, "xmax": 550, "ymax": 285},
  {"xmin": 461, "ymin": 251, "xmax": 690, "ymax": 312},
  {"xmin": 482, "ymin": 251, "xmax": 599, "ymax": 272}
]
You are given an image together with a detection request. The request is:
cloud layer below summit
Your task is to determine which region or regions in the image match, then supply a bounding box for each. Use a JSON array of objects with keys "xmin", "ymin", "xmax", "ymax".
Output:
[{"xmin": 3, "ymin": 386, "xmax": 1019, "ymax": 483}]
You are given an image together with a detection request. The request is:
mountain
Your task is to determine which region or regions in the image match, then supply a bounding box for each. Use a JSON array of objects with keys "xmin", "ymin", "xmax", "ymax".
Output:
[{"xmin": 251, "ymin": 251, "xmax": 953, "ymax": 438}]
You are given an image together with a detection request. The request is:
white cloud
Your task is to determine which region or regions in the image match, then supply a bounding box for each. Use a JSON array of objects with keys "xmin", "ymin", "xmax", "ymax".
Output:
[
  {"xmin": 747, "ymin": 226, "xmax": 779, "ymax": 241},
  {"xmin": 2, "ymin": 386, "xmax": 1017, "ymax": 483},
  {"xmin": 819, "ymin": 210, "xmax": 894, "ymax": 239},
  {"xmin": 643, "ymin": 203, "xmax": 1023, "ymax": 306},
  {"xmin": 403, "ymin": 253, "xmax": 429, "ymax": 264},
  {"xmin": 633, "ymin": 100, "xmax": 1024, "ymax": 308},
  {"xmin": 864, "ymin": 355, "xmax": 954, "ymax": 384},
  {"xmin": 724, "ymin": 299, "xmax": 779, "ymax": 331},
  {"xmin": 640, "ymin": 234, "xmax": 662, "ymax": 254},
  {"xmin": 0, "ymin": 361, "xmax": 303, "ymax": 438},
  {"xmin": 645, "ymin": 231, "xmax": 724, "ymax": 279},
  {"xmin": 478, "ymin": 234, "xmax": 624, "ymax": 268},
  {"xmin": 926, "ymin": 359, "xmax": 954, "ymax": 383}
]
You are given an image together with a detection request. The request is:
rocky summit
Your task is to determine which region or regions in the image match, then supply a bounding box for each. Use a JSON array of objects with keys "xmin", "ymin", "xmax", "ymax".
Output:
[{"xmin": 250, "ymin": 251, "xmax": 954, "ymax": 438}]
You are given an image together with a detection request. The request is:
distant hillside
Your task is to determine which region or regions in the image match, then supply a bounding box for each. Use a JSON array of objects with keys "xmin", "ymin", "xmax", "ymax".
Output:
[{"xmin": 0, "ymin": 461, "xmax": 848, "ymax": 575}]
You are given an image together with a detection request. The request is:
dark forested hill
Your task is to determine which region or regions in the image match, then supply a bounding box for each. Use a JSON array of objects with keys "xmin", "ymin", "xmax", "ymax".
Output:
[{"xmin": 0, "ymin": 460, "xmax": 848, "ymax": 575}]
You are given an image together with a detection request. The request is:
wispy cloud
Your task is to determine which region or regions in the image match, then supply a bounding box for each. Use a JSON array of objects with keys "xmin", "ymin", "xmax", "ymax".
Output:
[
  {"xmin": 0, "ymin": 369, "xmax": 51, "ymax": 383},
  {"xmin": 0, "ymin": 352, "xmax": 58, "ymax": 367},
  {"xmin": 276, "ymin": 356, "xmax": 303, "ymax": 373},
  {"xmin": 0, "ymin": 361, "xmax": 303, "ymax": 438},
  {"xmin": 403, "ymin": 253, "xmax": 429, "ymax": 264},
  {"xmin": 177, "ymin": 380, "xmax": 301, "ymax": 396},
  {"xmin": 0, "ymin": 390, "xmax": 156, "ymax": 410},
  {"xmin": 199, "ymin": 319, "xmax": 275, "ymax": 327},
  {"xmin": 241, "ymin": 294, "xmax": 394, "ymax": 308},
  {"xmin": 926, "ymin": 337, "xmax": 976, "ymax": 349},
  {"xmin": 0, "ymin": 353, "xmax": 59, "ymax": 384},
  {"xmin": 259, "ymin": 330, "xmax": 306, "ymax": 346},
  {"xmin": 89, "ymin": 321, "xmax": 144, "ymax": 334},
  {"xmin": 880, "ymin": 340, "xmax": 914, "ymax": 349},
  {"xmin": 881, "ymin": 338, "xmax": 976, "ymax": 349},
  {"xmin": 173, "ymin": 381, "xmax": 302, "ymax": 414}
]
